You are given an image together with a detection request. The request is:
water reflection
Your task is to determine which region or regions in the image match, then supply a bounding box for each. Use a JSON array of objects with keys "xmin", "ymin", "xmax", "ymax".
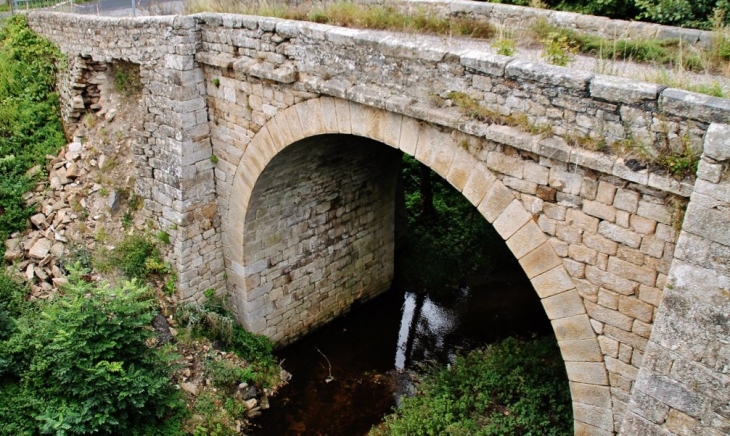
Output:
[{"xmin": 395, "ymin": 287, "xmax": 472, "ymax": 369}]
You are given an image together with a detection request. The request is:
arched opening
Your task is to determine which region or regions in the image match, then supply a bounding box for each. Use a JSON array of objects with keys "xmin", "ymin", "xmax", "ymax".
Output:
[{"xmin": 224, "ymin": 97, "xmax": 610, "ymax": 435}]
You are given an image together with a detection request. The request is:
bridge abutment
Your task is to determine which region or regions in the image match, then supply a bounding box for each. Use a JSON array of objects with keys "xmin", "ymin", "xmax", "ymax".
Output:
[{"xmin": 236, "ymin": 135, "xmax": 399, "ymax": 343}]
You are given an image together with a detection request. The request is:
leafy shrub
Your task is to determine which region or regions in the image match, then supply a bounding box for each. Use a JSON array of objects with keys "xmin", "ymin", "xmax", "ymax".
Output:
[
  {"xmin": 115, "ymin": 234, "xmax": 168, "ymax": 279},
  {"xmin": 0, "ymin": 16, "xmax": 65, "ymax": 256},
  {"xmin": 178, "ymin": 297, "xmax": 275, "ymax": 367},
  {"xmin": 0, "ymin": 271, "xmax": 29, "ymax": 341},
  {"xmin": 0, "ymin": 266, "xmax": 183, "ymax": 435},
  {"xmin": 375, "ymin": 337, "xmax": 572, "ymax": 436},
  {"xmin": 207, "ymin": 359, "xmax": 256, "ymax": 392}
]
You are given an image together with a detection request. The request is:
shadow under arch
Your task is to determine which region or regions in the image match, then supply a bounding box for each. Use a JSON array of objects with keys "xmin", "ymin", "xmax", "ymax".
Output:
[{"xmin": 224, "ymin": 97, "xmax": 611, "ymax": 435}]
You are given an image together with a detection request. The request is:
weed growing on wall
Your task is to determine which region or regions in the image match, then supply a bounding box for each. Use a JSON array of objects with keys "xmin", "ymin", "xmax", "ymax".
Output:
[
  {"xmin": 374, "ymin": 337, "xmax": 572, "ymax": 436},
  {"xmin": 0, "ymin": 16, "xmax": 65, "ymax": 256}
]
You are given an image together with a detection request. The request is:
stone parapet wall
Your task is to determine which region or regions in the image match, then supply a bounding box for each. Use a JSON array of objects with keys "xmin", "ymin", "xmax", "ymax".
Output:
[{"xmin": 388, "ymin": 0, "xmax": 715, "ymax": 48}]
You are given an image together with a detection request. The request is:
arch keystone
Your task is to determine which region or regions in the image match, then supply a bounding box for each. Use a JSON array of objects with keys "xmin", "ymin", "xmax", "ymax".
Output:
[
  {"xmin": 382, "ymin": 111, "xmax": 403, "ymax": 148},
  {"xmin": 320, "ymin": 97, "xmax": 339, "ymax": 133},
  {"xmin": 398, "ymin": 116, "xmax": 420, "ymax": 155},
  {"xmin": 296, "ymin": 98, "xmax": 325, "ymax": 138},
  {"xmin": 334, "ymin": 98, "xmax": 351, "ymax": 134}
]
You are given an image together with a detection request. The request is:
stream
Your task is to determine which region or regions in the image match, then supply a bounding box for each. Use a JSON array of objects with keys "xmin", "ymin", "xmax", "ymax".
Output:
[{"xmin": 249, "ymin": 264, "xmax": 553, "ymax": 436}]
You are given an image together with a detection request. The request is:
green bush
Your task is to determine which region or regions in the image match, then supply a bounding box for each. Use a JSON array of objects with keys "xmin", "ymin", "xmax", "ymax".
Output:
[
  {"xmin": 207, "ymin": 359, "xmax": 256, "ymax": 393},
  {"xmin": 0, "ymin": 16, "xmax": 66, "ymax": 256},
  {"xmin": 376, "ymin": 337, "xmax": 572, "ymax": 436},
  {"xmin": 115, "ymin": 234, "xmax": 168, "ymax": 279},
  {"xmin": 0, "ymin": 266, "xmax": 183, "ymax": 435}
]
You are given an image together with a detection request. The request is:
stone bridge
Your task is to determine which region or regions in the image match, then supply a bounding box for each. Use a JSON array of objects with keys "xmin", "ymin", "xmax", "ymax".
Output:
[{"xmin": 28, "ymin": 4, "xmax": 730, "ymax": 435}]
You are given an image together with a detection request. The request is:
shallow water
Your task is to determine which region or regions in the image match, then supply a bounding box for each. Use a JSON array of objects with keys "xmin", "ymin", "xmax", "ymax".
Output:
[{"xmin": 249, "ymin": 266, "xmax": 552, "ymax": 436}]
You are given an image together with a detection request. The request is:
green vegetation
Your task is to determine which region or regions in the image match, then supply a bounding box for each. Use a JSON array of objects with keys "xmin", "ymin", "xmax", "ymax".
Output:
[
  {"xmin": 374, "ymin": 337, "xmax": 572, "ymax": 436},
  {"xmin": 186, "ymin": 0, "xmax": 494, "ymax": 39},
  {"xmin": 542, "ymin": 31, "xmax": 578, "ymax": 66},
  {"xmin": 177, "ymin": 290, "xmax": 276, "ymax": 369},
  {"xmin": 0, "ymin": 16, "xmax": 65, "ymax": 256},
  {"xmin": 399, "ymin": 155, "xmax": 512, "ymax": 291},
  {"xmin": 110, "ymin": 60, "xmax": 142, "ymax": 97},
  {"xmin": 492, "ymin": 0, "xmax": 730, "ymax": 29},
  {"xmin": 0, "ymin": 267, "xmax": 185, "ymax": 436}
]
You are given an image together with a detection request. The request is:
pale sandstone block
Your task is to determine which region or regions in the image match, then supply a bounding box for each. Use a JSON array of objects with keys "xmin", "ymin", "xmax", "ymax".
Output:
[
  {"xmin": 608, "ymin": 257, "xmax": 656, "ymax": 286},
  {"xmin": 565, "ymin": 361, "xmax": 609, "ymax": 385},
  {"xmin": 598, "ymin": 221, "xmax": 642, "ymax": 248},
  {"xmin": 297, "ymin": 98, "xmax": 324, "ymax": 138},
  {"xmin": 567, "ymin": 208, "xmax": 600, "ymax": 233},
  {"xmin": 282, "ymin": 105, "xmax": 305, "ymax": 141},
  {"xmin": 334, "ymin": 98, "xmax": 351, "ymax": 134},
  {"xmin": 584, "ymin": 300, "xmax": 635, "ymax": 331},
  {"xmin": 524, "ymin": 160, "xmax": 550, "ymax": 185},
  {"xmin": 542, "ymin": 289, "xmax": 586, "ymax": 320},
  {"xmin": 618, "ymin": 295, "xmax": 654, "ymax": 323},
  {"xmin": 637, "ymin": 200, "xmax": 672, "ymax": 224},
  {"xmin": 574, "ymin": 421, "xmax": 613, "ymax": 436},
  {"xmin": 544, "ymin": 203, "xmax": 567, "ymax": 220},
  {"xmin": 605, "ymin": 356, "xmax": 639, "ymax": 380},
  {"xmin": 573, "ymin": 402, "xmax": 615, "ymax": 432},
  {"xmin": 463, "ymin": 163, "xmax": 496, "ymax": 206},
  {"xmin": 598, "ymin": 335, "xmax": 619, "ymax": 358},
  {"xmin": 555, "ymin": 223, "xmax": 582, "ymax": 244},
  {"xmin": 398, "ymin": 116, "xmax": 420, "ymax": 155},
  {"xmin": 552, "ymin": 314, "xmax": 596, "ymax": 341},
  {"xmin": 571, "ymin": 382, "xmax": 613, "ymax": 408},
  {"xmin": 563, "ymin": 257, "xmax": 586, "ymax": 278},
  {"xmin": 596, "ymin": 181, "xmax": 617, "ymax": 204},
  {"xmin": 532, "ymin": 265, "xmax": 575, "ymax": 298},
  {"xmin": 638, "ymin": 284, "xmax": 663, "ymax": 307},
  {"xmin": 617, "ymin": 246, "xmax": 645, "ymax": 266},
  {"xmin": 633, "ymin": 319, "xmax": 653, "ymax": 339},
  {"xmin": 493, "ymin": 199, "xmax": 532, "ymax": 239},
  {"xmin": 381, "ymin": 111, "xmax": 403, "ymax": 148},
  {"xmin": 597, "ymin": 288, "xmax": 619, "ymax": 310},
  {"xmin": 640, "ymin": 235, "xmax": 665, "ymax": 258},
  {"xmin": 630, "ymin": 214, "xmax": 657, "ymax": 235},
  {"xmin": 520, "ymin": 241, "xmax": 563, "ymax": 278},
  {"xmin": 364, "ymin": 106, "xmax": 388, "ymax": 143},
  {"xmin": 583, "ymin": 233, "xmax": 618, "ymax": 255},
  {"xmin": 569, "ymin": 244, "xmax": 598, "ymax": 265},
  {"xmin": 267, "ymin": 114, "xmax": 294, "ymax": 152},
  {"xmin": 615, "ymin": 210, "xmax": 630, "ymax": 228},
  {"xmin": 583, "ymin": 200, "xmax": 617, "ymax": 222},
  {"xmin": 414, "ymin": 124, "xmax": 439, "ymax": 166},
  {"xmin": 487, "ymin": 151, "xmax": 523, "ymax": 178},
  {"xmin": 506, "ymin": 220, "xmax": 548, "ymax": 259},
  {"xmin": 559, "ymin": 339, "xmax": 604, "ymax": 362},
  {"xmin": 319, "ymin": 97, "xmax": 339, "ymax": 134},
  {"xmin": 538, "ymin": 215, "xmax": 557, "ymax": 235},
  {"xmin": 445, "ymin": 148, "xmax": 476, "ymax": 192},
  {"xmin": 429, "ymin": 134, "xmax": 456, "ymax": 179},
  {"xmin": 613, "ymin": 189, "xmax": 640, "ymax": 213},
  {"xmin": 478, "ymin": 182, "xmax": 515, "ymax": 223},
  {"xmin": 550, "ymin": 238, "xmax": 569, "ymax": 257}
]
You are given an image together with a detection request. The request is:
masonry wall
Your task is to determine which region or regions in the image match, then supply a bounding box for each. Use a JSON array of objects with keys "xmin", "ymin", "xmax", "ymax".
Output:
[{"xmin": 240, "ymin": 135, "xmax": 398, "ymax": 343}]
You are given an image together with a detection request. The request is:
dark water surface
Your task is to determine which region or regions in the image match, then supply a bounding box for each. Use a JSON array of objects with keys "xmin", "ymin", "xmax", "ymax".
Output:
[{"xmin": 249, "ymin": 266, "xmax": 553, "ymax": 436}]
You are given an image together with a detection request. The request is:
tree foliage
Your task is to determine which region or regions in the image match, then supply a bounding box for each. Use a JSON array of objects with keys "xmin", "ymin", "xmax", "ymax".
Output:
[
  {"xmin": 0, "ymin": 268, "xmax": 183, "ymax": 436},
  {"xmin": 0, "ymin": 16, "xmax": 66, "ymax": 255}
]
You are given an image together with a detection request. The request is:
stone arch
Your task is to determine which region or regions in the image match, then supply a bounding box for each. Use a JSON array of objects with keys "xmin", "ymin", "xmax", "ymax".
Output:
[{"xmin": 225, "ymin": 97, "xmax": 610, "ymax": 435}]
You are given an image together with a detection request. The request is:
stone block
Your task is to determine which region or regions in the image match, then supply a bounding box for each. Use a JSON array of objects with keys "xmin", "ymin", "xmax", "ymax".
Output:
[
  {"xmin": 542, "ymin": 289, "xmax": 586, "ymax": 320},
  {"xmin": 569, "ymin": 244, "xmax": 598, "ymax": 265},
  {"xmin": 638, "ymin": 284, "xmax": 663, "ymax": 307},
  {"xmin": 462, "ymin": 163, "xmax": 496, "ymax": 206},
  {"xmin": 565, "ymin": 361, "xmax": 609, "ymax": 385},
  {"xmin": 613, "ymin": 189, "xmax": 640, "ymax": 213},
  {"xmin": 634, "ymin": 371, "xmax": 708, "ymax": 418},
  {"xmin": 573, "ymin": 401, "xmax": 615, "ymax": 432},
  {"xmin": 590, "ymin": 74, "xmax": 664, "ymax": 104},
  {"xmin": 459, "ymin": 50, "xmax": 511, "ymax": 76},
  {"xmin": 605, "ymin": 356, "xmax": 639, "ymax": 380},
  {"xmin": 532, "ymin": 265, "xmax": 576, "ymax": 298},
  {"xmin": 598, "ymin": 221, "xmax": 642, "ymax": 248},
  {"xmin": 567, "ymin": 208, "xmax": 599, "ymax": 233},
  {"xmin": 637, "ymin": 200, "xmax": 672, "ymax": 225},
  {"xmin": 505, "ymin": 58, "xmax": 593, "ymax": 90},
  {"xmin": 661, "ymin": 88, "xmax": 730, "ymax": 124},
  {"xmin": 583, "ymin": 233, "xmax": 618, "ymax": 255},
  {"xmin": 559, "ymin": 339, "xmax": 604, "ymax": 362},
  {"xmin": 584, "ymin": 300, "xmax": 634, "ymax": 331},
  {"xmin": 608, "ymin": 257, "xmax": 656, "ymax": 286},
  {"xmin": 519, "ymin": 241, "xmax": 563, "ymax": 279},
  {"xmin": 479, "ymin": 185, "xmax": 518, "ymax": 225},
  {"xmin": 640, "ymin": 235, "xmax": 665, "ymax": 258},
  {"xmin": 630, "ymin": 214, "xmax": 657, "ymax": 235},
  {"xmin": 583, "ymin": 200, "xmax": 617, "ymax": 222},
  {"xmin": 506, "ymin": 220, "xmax": 547, "ymax": 259},
  {"xmin": 571, "ymin": 382, "xmax": 613, "ymax": 408},
  {"xmin": 598, "ymin": 335, "xmax": 619, "ymax": 358},
  {"xmin": 552, "ymin": 314, "xmax": 596, "ymax": 341},
  {"xmin": 446, "ymin": 148, "xmax": 476, "ymax": 192},
  {"xmin": 523, "ymin": 160, "xmax": 550, "ymax": 185},
  {"xmin": 563, "ymin": 257, "xmax": 586, "ymax": 278}
]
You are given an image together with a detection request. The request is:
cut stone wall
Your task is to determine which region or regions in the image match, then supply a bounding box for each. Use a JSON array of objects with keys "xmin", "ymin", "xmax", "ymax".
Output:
[{"xmin": 240, "ymin": 135, "xmax": 399, "ymax": 343}]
